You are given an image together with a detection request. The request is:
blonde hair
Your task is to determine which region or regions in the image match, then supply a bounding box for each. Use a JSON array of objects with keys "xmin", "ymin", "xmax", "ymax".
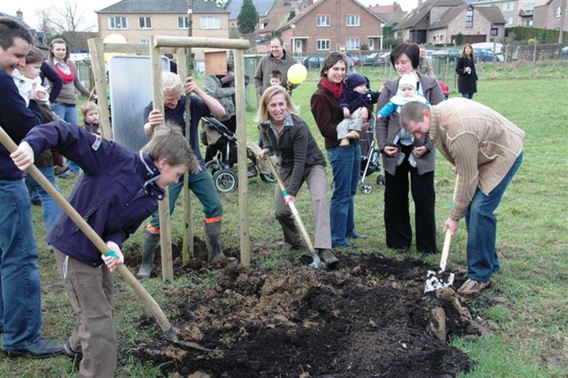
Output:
[
  {"xmin": 80, "ymin": 101, "xmax": 98, "ymax": 116},
  {"xmin": 142, "ymin": 122, "xmax": 199, "ymax": 173},
  {"xmin": 255, "ymin": 85, "xmax": 297, "ymax": 123},
  {"xmin": 161, "ymin": 71, "xmax": 184, "ymax": 96}
]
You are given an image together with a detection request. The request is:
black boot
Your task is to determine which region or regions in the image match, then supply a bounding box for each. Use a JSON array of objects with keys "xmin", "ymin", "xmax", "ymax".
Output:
[
  {"xmin": 136, "ymin": 231, "xmax": 159, "ymax": 278},
  {"xmin": 204, "ymin": 221, "xmax": 225, "ymax": 262}
]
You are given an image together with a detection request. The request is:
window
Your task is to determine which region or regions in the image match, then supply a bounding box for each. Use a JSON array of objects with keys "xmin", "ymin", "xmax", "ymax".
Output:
[
  {"xmin": 465, "ymin": 7, "xmax": 473, "ymax": 28},
  {"xmin": 491, "ymin": 28, "xmax": 498, "ymax": 36},
  {"xmin": 316, "ymin": 39, "xmax": 330, "ymax": 50},
  {"xmin": 440, "ymin": 35, "xmax": 444, "ymax": 41},
  {"xmin": 140, "ymin": 39, "xmax": 150, "ymax": 44},
  {"xmin": 502, "ymin": 2, "xmax": 514, "ymax": 11},
  {"xmin": 178, "ymin": 16, "xmax": 189, "ymax": 29},
  {"xmin": 555, "ymin": 7, "xmax": 562, "ymax": 17},
  {"xmin": 345, "ymin": 15, "xmax": 360, "ymax": 27},
  {"xmin": 345, "ymin": 38, "xmax": 360, "ymax": 50},
  {"xmin": 108, "ymin": 16, "xmax": 128, "ymax": 29},
  {"xmin": 316, "ymin": 15, "xmax": 330, "ymax": 26},
  {"xmin": 201, "ymin": 16, "xmax": 220, "ymax": 29},
  {"xmin": 138, "ymin": 16, "xmax": 151, "ymax": 29}
]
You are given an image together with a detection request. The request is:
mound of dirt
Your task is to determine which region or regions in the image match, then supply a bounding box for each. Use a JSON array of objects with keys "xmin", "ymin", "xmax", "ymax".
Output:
[{"xmin": 130, "ymin": 252, "xmax": 484, "ymax": 377}]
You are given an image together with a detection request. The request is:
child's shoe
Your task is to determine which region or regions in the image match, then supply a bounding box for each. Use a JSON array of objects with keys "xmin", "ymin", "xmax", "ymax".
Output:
[
  {"xmin": 396, "ymin": 152, "xmax": 405, "ymax": 166},
  {"xmin": 408, "ymin": 153, "xmax": 417, "ymax": 168},
  {"xmin": 346, "ymin": 130, "xmax": 360, "ymax": 140},
  {"xmin": 339, "ymin": 138, "xmax": 350, "ymax": 147}
]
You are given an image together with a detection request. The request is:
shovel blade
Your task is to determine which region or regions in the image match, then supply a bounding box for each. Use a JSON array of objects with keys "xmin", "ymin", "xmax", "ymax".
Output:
[{"xmin": 424, "ymin": 270, "xmax": 455, "ymax": 293}]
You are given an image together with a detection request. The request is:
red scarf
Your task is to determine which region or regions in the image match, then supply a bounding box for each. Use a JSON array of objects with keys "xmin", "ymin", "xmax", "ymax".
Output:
[
  {"xmin": 320, "ymin": 77, "xmax": 343, "ymax": 100},
  {"xmin": 54, "ymin": 62, "xmax": 75, "ymax": 84}
]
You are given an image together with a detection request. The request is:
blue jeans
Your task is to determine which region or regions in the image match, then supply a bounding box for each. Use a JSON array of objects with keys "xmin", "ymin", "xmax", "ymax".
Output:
[
  {"xmin": 26, "ymin": 166, "xmax": 62, "ymax": 232},
  {"xmin": 327, "ymin": 141, "xmax": 361, "ymax": 246},
  {"xmin": 465, "ymin": 152, "xmax": 523, "ymax": 282},
  {"xmin": 0, "ymin": 179, "xmax": 42, "ymax": 348},
  {"xmin": 52, "ymin": 103, "xmax": 80, "ymax": 174}
]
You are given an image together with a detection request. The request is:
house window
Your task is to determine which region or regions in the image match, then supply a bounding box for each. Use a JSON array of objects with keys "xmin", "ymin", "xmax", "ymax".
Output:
[
  {"xmin": 138, "ymin": 16, "xmax": 151, "ymax": 29},
  {"xmin": 316, "ymin": 39, "xmax": 330, "ymax": 50},
  {"xmin": 555, "ymin": 7, "xmax": 562, "ymax": 17},
  {"xmin": 140, "ymin": 39, "xmax": 150, "ymax": 44},
  {"xmin": 465, "ymin": 7, "xmax": 473, "ymax": 28},
  {"xmin": 316, "ymin": 15, "xmax": 330, "ymax": 26},
  {"xmin": 201, "ymin": 16, "xmax": 220, "ymax": 29},
  {"xmin": 491, "ymin": 27, "xmax": 498, "ymax": 36},
  {"xmin": 440, "ymin": 35, "xmax": 444, "ymax": 41},
  {"xmin": 178, "ymin": 16, "xmax": 189, "ymax": 29},
  {"xmin": 345, "ymin": 38, "xmax": 360, "ymax": 50},
  {"xmin": 345, "ymin": 15, "xmax": 360, "ymax": 27},
  {"xmin": 108, "ymin": 16, "xmax": 128, "ymax": 29}
]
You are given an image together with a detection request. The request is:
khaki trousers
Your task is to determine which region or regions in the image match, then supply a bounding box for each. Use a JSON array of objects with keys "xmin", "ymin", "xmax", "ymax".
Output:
[
  {"xmin": 54, "ymin": 249, "xmax": 116, "ymax": 378},
  {"xmin": 274, "ymin": 164, "xmax": 332, "ymax": 250}
]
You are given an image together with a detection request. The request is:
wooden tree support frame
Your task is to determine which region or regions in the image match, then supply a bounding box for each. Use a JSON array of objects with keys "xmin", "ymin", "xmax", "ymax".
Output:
[{"xmin": 88, "ymin": 36, "xmax": 251, "ymax": 282}]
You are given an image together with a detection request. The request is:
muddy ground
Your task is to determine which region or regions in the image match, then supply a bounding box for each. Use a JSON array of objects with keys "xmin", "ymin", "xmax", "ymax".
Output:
[{"xmin": 124, "ymin": 239, "xmax": 492, "ymax": 377}]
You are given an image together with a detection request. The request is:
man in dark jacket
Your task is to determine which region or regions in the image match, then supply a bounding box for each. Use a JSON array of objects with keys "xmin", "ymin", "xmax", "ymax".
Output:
[{"xmin": 0, "ymin": 17, "xmax": 63, "ymax": 359}]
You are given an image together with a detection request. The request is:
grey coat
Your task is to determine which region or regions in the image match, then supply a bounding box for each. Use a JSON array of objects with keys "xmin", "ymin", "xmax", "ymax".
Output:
[
  {"xmin": 376, "ymin": 73, "xmax": 445, "ymax": 175},
  {"xmin": 203, "ymin": 75, "xmax": 235, "ymax": 122},
  {"xmin": 253, "ymin": 50, "xmax": 296, "ymax": 96}
]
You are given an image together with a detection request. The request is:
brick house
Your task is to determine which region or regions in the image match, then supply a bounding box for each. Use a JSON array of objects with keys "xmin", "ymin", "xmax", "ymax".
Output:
[
  {"xmin": 96, "ymin": 0, "xmax": 229, "ymax": 60},
  {"xmin": 465, "ymin": 0, "xmax": 549, "ymax": 27},
  {"xmin": 395, "ymin": 0, "xmax": 506, "ymax": 44},
  {"xmin": 368, "ymin": 2, "xmax": 406, "ymax": 26},
  {"xmin": 278, "ymin": 0, "xmax": 385, "ymax": 55},
  {"xmin": 533, "ymin": 0, "xmax": 568, "ymax": 31}
]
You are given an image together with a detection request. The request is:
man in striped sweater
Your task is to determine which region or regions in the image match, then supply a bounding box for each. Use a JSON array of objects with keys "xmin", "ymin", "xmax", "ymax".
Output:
[{"xmin": 401, "ymin": 98, "xmax": 525, "ymax": 295}]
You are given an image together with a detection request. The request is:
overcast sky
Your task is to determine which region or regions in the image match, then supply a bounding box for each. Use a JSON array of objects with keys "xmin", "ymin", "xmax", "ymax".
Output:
[{"xmin": 4, "ymin": 0, "xmax": 418, "ymax": 31}]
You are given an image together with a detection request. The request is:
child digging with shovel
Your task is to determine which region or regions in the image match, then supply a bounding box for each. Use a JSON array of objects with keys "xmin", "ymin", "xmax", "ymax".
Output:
[{"xmin": 10, "ymin": 120, "xmax": 199, "ymax": 377}]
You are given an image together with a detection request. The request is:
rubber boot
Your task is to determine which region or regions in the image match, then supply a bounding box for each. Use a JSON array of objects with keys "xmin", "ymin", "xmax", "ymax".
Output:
[
  {"xmin": 136, "ymin": 231, "xmax": 159, "ymax": 278},
  {"xmin": 204, "ymin": 221, "xmax": 225, "ymax": 262}
]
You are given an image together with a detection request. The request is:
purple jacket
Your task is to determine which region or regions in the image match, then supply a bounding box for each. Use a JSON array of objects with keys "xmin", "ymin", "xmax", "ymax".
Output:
[{"xmin": 23, "ymin": 121, "xmax": 165, "ymax": 267}]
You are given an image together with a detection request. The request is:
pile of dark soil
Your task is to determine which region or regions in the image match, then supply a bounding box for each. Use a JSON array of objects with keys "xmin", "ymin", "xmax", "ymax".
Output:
[{"xmin": 128, "ymin": 243, "xmax": 487, "ymax": 377}]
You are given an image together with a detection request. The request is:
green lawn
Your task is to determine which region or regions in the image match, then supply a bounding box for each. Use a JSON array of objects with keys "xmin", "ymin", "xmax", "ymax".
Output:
[{"xmin": 1, "ymin": 66, "xmax": 566, "ymax": 377}]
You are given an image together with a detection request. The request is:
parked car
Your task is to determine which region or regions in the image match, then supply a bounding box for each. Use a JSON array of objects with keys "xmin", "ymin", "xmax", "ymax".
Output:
[
  {"xmin": 362, "ymin": 51, "xmax": 390, "ymax": 67},
  {"xmin": 432, "ymin": 48, "xmax": 461, "ymax": 63},
  {"xmin": 302, "ymin": 55, "xmax": 326, "ymax": 69},
  {"xmin": 473, "ymin": 48, "xmax": 498, "ymax": 62},
  {"xmin": 561, "ymin": 46, "xmax": 568, "ymax": 56}
]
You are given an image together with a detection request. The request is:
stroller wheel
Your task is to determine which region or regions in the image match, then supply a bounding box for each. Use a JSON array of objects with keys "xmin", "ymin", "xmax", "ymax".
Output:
[
  {"xmin": 259, "ymin": 172, "xmax": 276, "ymax": 183},
  {"xmin": 376, "ymin": 175, "xmax": 385, "ymax": 185},
  {"xmin": 360, "ymin": 182, "xmax": 373, "ymax": 194},
  {"xmin": 213, "ymin": 169, "xmax": 238, "ymax": 193},
  {"xmin": 205, "ymin": 160, "xmax": 222, "ymax": 176}
]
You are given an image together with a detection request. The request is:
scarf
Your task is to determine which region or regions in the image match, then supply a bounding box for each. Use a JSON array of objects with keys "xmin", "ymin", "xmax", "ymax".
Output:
[
  {"xmin": 54, "ymin": 61, "xmax": 75, "ymax": 84},
  {"xmin": 320, "ymin": 77, "xmax": 343, "ymax": 100}
]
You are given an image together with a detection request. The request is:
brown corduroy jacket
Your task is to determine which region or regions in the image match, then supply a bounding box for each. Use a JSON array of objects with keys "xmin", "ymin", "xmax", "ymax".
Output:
[{"xmin": 429, "ymin": 98, "xmax": 525, "ymax": 220}]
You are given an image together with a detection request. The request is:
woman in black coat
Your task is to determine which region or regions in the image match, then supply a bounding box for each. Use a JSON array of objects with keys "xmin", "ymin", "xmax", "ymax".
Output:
[{"xmin": 455, "ymin": 44, "xmax": 478, "ymax": 99}]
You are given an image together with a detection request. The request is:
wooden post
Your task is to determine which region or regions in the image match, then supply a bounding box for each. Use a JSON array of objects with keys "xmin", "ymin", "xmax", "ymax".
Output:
[
  {"xmin": 177, "ymin": 48, "xmax": 194, "ymax": 264},
  {"xmin": 234, "ymin": 49, "xmax": 250, "ymax": 266},
  {"xmin": 87, "ymin": 38, "xmax": 112, "ymax": 140},
  {"xmin": 150, "ymin": 39, "xmax": 174, "ymax": 281}
]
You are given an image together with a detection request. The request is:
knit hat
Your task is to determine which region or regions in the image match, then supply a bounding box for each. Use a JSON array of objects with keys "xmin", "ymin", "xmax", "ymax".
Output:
[
  {"xmin": 398, "ymin": 73, "xmax": 417, "ymax": 89},
  {"xmin": 345, "ymin": 73, "xmax": 368, "ymax": 90}
]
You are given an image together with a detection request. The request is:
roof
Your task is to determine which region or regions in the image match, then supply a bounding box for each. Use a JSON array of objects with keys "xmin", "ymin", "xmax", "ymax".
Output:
[
  {"xmin": 0, "ymin": 12, "xmax": 48, "ymax": 49},
  {"xmin": 280, "ymin": 0, "xmax": 384, "ymax": 32},
  {"xmin": 369, "ymin": 5, "xmax": 401, "ymax": 14},
  {"xmin": 97, "ymin": 0, "xmax": 228, "ymax": 14},
  {"xmin": 477, "ymin": 6, "xmax": 506, "ymax": 24},
  {"xmin": 260, "ymin": 4, "xmax": 294, "ymax": 33},
  {"xmin": 429, "ymin": 3, "xmax": 467, "ymax": 29},
  {"xmin": 394, "ymin": 0, "xmax": 465, "ymax": 30},
  {"xmin": 225, "ymin": 0, "xmax": 276, "ymax": 20}
]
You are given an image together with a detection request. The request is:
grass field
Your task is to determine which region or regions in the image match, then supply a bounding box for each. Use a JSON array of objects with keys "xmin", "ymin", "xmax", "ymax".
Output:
[{"xmin": 0, "ymin": 65, "xmax": 566, "ymax": 377}]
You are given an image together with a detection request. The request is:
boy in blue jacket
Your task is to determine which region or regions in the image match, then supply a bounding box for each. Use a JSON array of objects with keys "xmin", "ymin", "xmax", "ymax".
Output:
[{"xmin": 10, "ymin": 121, "xmax": 199, "ymax": 377}]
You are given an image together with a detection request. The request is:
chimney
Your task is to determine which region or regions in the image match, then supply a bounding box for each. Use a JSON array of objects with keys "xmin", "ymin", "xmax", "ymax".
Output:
[{"xmin": 16, "ymin": 9, "xmax": 23, "ymax": 22}]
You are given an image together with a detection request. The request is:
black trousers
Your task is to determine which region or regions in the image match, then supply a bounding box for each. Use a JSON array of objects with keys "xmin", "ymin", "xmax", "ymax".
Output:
[{"xmin": 383, "ymin": 145, "xmax": 437, "ymax": 252}]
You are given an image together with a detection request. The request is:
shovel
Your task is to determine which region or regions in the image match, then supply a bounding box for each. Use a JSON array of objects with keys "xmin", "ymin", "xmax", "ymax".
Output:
[
  {"xmin": 424, "ymin": 175, "xmax": 459, "ymax": 293},
  {"xmin": 0, "ymin": 126, "xmax": 210, "ymax": 353},
  {"xmin": 265, "ymin": 157, "xmax": 325, "ymax": 269}
]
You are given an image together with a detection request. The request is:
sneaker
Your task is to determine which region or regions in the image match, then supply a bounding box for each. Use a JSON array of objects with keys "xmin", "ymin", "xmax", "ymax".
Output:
[
  {"xmin": 2, "ymin": 338, "xmax": 64, "ymax": 359},
  {"xmin": 395, "ymin": 246, "xmax": 409, "ymax": 254},
  {"xmin": 457, "ymin": 279, "xmax": 491, "ymax": 295}
]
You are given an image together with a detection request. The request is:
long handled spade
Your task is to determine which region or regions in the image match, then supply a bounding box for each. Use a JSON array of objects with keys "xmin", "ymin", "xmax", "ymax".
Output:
[
  {"xmin": 424, "ymin": 176, "xmax": 459, "ymax": 293},
  {"xmin": 0, "ymin": 126, "xmax": 210, "ymax": 352},
  {"xmin": 265, "ymin": 157, "xmax": 325, "ymax": 269}
]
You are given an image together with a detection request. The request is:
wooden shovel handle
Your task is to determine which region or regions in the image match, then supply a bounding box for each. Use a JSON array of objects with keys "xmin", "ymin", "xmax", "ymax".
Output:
[
  {"xmin": 0, "ymin": 126, "xmax": 172, "ymax": 333},
  {"xmin": 265, "ymin": 157, "xmax": 315, "ymax": 252},
  {"xmin": 439, "ymin": 175, "xmax": 460, "ymax": 272}
]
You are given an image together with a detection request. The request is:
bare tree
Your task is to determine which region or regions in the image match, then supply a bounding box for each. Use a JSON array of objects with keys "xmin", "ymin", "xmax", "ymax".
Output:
[
  {"xmin": 35, "ymin": 8, "xmax": 57, "ymax": 43},
  {"xmin": 50, "ymin": 0, "xmax": 95, "ymax": 33}
]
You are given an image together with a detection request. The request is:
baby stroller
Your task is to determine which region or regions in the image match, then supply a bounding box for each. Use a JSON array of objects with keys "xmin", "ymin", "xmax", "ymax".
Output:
[
  {"xmin": 201, "ymin": 117, "xmax": 276, "ymax": 192},
  {"xmin": 359, "ymin": 115, "xmax": 384, "ymax": 194}
]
